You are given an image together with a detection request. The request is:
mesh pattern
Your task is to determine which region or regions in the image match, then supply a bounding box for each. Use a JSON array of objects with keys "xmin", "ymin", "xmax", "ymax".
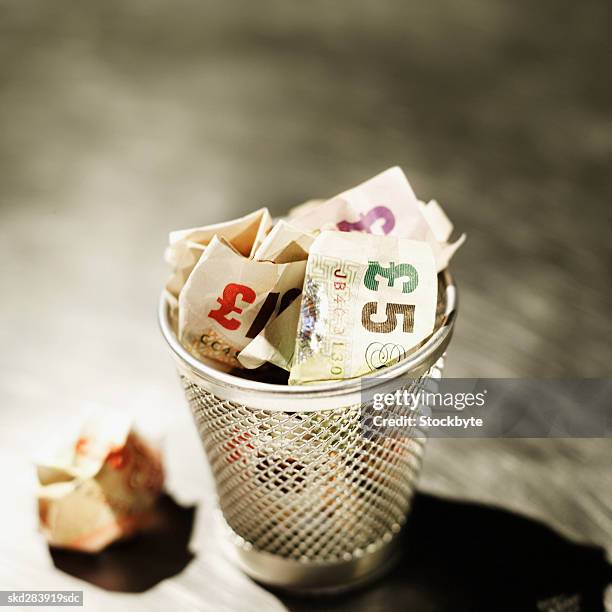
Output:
[{"xmin": 181, "ymin": 359, "xmax": 442, "ymax": 564}]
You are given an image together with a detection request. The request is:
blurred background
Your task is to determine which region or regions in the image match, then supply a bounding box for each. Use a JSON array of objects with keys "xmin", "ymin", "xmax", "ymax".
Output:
[{"xmin": 1, "ymin": 1, "xmax": 610, "ymax": 610}]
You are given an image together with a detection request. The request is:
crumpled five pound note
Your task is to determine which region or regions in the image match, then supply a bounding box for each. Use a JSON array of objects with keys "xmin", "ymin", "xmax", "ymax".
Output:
[
  {"xmin": 288, "ymin": 231, "xmax": 438, "ymax": 384},
  {"xmin": 36, "ymin": 410, "xmax": 163, "ymax": 552}
]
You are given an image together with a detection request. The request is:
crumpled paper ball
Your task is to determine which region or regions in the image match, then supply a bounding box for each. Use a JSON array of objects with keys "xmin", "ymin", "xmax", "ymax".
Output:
[{"xmin": 36, "ymin": 410, "xmax": 164, "ymax": 553}]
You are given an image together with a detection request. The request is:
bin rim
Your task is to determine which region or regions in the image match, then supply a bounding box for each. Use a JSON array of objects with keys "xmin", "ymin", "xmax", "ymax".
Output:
[{"xmin": 159, "ymin": 270, "xmax": 457, "ymax": 409}]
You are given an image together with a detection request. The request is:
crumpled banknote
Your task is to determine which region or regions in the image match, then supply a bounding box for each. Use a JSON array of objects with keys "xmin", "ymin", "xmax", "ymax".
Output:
[
  {"xmin": 179, "ymin": 235, "xmax": 306, "ymax": 367},
  {"xmin": 165, "ymin": 207, "xmax": 271, "ymax": 303},
  {"xmin": 289, "ymin": 167, "xmax": 464, "ymax": 272},
  {"xmin": 288, "ymin": 231, "xmax": 438, "ymax": 384},
  {"xmin": 36, "ymin": 410, "xmax": 163, "ymax": 552},
  {"xmin": 252, "ymin": 219, "xmax": 315, "ymax": 264},
  {"xmin": 236, "ymin": 221, "xmax": 314, "ymax": 370}
]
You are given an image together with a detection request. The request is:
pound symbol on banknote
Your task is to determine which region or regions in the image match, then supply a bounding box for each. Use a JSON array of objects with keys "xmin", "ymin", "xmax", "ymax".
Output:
[
  {"xmin": 208, "ymin": 283, "xmax": 257, "ymax": 330},
  {"xmin": 336, "ymin": 206, "xmax": 396, "ymax": 234},
  {"xmin": 363, "ymin": 261, "xmax": 419, "ymax": 293}
]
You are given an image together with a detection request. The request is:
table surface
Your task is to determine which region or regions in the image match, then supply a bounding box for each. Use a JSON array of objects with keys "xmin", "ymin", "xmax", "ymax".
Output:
[{"xmin": 1, "ymin": 1, "xmax": 610, "ymax": 610}]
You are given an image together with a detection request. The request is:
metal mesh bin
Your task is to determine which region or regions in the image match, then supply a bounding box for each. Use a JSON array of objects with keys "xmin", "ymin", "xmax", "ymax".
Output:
[{"xmin": 159, "ymin": 271, "xmax": 457, "ymax": 592}]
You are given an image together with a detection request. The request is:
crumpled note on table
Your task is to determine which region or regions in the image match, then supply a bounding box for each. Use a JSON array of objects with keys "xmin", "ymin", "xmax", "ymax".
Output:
[
  {"xmin": 165, "ymin": 166, "xmax": 464, "ymax": 378},
  {"xmin": 36, "ymin": 410, "xmax": 163, "ymax": 553}
]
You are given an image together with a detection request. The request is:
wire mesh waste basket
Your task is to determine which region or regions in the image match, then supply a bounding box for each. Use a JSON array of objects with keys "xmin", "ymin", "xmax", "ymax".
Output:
[{"xmin": 159, "ymin": 271, "xmax": 457, "ymax": 593}]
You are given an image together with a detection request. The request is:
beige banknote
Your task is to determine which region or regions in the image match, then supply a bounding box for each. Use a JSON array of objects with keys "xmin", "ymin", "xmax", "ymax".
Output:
[
  {"xmin": 290, "ymin": 167, "xmax": 463, "ymax": 272},
  {"xmin": 179, "ymin": 235, "xmax": 306, "ymax": 367},
  {"xmin": 165, "ymin": 207, "xmax": 271, "ymax": 300},
  {"xmin": 419, "ymin": 199, "xmax": 466, "ymax": 271},
  {"xmin": 288, "ymin": 231, "xmax": 437, "ymax": 384},
  {"xmin": 238, "ymin": 221, "xmax": 314, "ymax": 369},
  {"xmin": 165, "ymin": 240, "xmax": 207, "ymax": 302},
  {"xmin": 253, "ymin": 219, "xmax": 315, "ymax": 264},
  {"xmin": 36, "ymin": 410, "xmax": 163, "ymax": 553},
  {"xmin": 238, "ymin": 297, "xmax": 302, "ymax": 370}
]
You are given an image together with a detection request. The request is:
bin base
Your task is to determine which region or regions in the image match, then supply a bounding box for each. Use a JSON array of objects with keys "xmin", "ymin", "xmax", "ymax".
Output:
[{"xmin": 218, "ymin": 519, "xmax": 402, "ymax": 594}]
